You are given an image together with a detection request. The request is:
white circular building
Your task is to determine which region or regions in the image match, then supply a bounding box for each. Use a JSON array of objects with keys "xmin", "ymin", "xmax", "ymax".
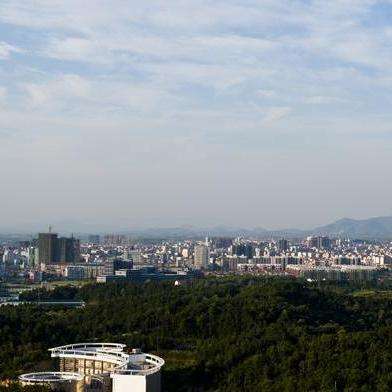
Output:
[
  {"xmin": 49, "ymin": 343, "xmax": 164, "ymax": 392},
  {"xmin": 19, "ymin": 372, "xmax": 84, "ymax": 392}
]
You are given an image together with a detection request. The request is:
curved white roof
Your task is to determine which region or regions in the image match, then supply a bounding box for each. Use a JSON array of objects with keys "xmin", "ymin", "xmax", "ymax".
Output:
[
  {"xmin": 49, "ymin": 343, "xmax": 165, "ymax": 376},
  {"xmin": 19, "ymin": 372, "xmax": 83, "ymax": 383}
]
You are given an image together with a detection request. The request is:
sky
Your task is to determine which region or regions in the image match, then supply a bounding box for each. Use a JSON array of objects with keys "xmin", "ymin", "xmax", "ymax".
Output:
[{"xmin": 0, "ymin": 0, "xmax": 392, "ymax": 232}]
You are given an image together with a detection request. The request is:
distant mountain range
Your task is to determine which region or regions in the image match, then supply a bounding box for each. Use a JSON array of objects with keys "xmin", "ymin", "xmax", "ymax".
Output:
[
  {"xmin": 312, "ymin": 216, "xmax": 392, "ymax": 239},
  {"xmin": 1, "ymin": 216, "xmax": 392, "ymax": 240},
  {"xmin": 114, "ymin": 216, "xmax": 392, "ymax": 239}
]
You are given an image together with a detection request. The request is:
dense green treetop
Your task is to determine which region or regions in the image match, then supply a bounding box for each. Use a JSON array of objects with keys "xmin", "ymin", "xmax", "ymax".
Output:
[{"xmin": 2, "ymin": 277, "xmax": 392, "ymax": 391}]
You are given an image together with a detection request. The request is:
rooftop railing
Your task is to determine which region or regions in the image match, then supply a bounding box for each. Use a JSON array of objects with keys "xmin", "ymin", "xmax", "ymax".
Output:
[
  {"xmin": 49, "ymin": 343, "xmax": 164, "ymax": 376},
  {"xmin": 19, "ymin": 372, "xmax": 83, "ymax": 382}
]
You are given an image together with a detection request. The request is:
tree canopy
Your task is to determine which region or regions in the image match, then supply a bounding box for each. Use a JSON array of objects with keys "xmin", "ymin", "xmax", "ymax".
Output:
[{"xmin": 2, "ymin": 277, "xmax": 392, "ymax": 391}]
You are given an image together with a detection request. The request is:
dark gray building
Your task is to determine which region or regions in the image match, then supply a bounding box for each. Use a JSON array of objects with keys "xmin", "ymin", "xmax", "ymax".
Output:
[
  {"xmin": 278, "ymin": 239, "xmax": 289, "ymax": 252},
  {"xmin": 58, "ymin": 237, "xmax": 80, "ymax": 263},
  {"xmin": 310, "ymin": 236, "xmax": 332, "ymax": 249},
  {"xmin": 38, "ymin": 233, "xmax": 80, "ymax": 264},
  {"xmin": 38, "ymin": 233, "xmax": 58, "ymax": 265}
]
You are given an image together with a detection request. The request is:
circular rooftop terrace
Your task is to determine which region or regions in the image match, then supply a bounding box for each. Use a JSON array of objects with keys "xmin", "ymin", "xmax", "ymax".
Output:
[
  {"xmin": 49, "ymin": 343, "xmax": 165, "ymax": 376},
  {"xmin": 19, "ymin": 372, "xmax": 83, "ymax": 383}
]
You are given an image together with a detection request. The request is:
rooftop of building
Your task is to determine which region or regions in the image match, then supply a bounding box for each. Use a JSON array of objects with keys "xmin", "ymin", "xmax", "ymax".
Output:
[
  {"xmin": 49, "ymin": 343, "xmax": 165, "ymax": 376},
  {"xmin": 19, "ymin": 372, "xmax": 83, "ymax": 383}
]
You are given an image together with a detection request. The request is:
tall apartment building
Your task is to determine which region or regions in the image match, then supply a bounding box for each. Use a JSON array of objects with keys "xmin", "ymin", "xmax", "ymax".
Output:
[
  {"xmin": 194, "ymin": 245, "xmax": 209, "ymax": 269},
  {"xmin": 212, "ymin": 237, "xmax": 233, "ymax": 249},
  {"xmin": 58, "ymin": 237, "xmax": 80, "ymax": 263},
  {"xmin": 277, "ymin": 239, "xmax": 289, "ymax": 252},
  {"xmin": 232, "ymin": 243, "xmax": 254, "ymax": 259},
  {"xmin": 38, "ymin": 233, "xmax": 58, "ymax": 265},
  {"xmin": 38, "ymin": 232, "xmax": 80, "ymax": 265},
  {"xmin": 310, "ymin": 236, "xmax": 332, "ymax": 249}
]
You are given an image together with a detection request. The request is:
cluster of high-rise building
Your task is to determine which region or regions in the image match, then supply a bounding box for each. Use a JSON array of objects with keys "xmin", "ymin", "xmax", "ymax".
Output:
[
  {"xmin": 38, "ymin": 232, "xmax": 80, "ymax": 265},
  {"xmin": 1, "ymin": 232, "xmax": 392, "ymax": 286},
  {"xmin": 71, "ymin": 234, "xmax": 392, "ymax": 283}
]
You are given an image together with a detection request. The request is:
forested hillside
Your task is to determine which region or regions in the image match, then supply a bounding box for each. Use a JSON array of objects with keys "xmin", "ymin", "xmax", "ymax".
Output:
[{"xmin": 2, "ymin": 278, "xmax": 392, "ymax": 391}]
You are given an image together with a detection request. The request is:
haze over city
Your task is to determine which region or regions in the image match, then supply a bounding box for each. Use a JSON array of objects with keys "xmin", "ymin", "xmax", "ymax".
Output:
[
  {"xmin": 3, "ymin": 3, "xmax": 392, "ymax": 391},
  {"xmin": 1, "ymin": 1, "xmax": 392, "ymax": 231}
]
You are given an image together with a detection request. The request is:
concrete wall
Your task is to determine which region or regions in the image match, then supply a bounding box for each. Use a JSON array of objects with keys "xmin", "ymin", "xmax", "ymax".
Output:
[
  {"xmin": 111, "ymin": 374, "xmax": 145, "ymax": 392},
  {"xmin": 111, "ymin": 372, "xmax": 160, "ymax": 392}
]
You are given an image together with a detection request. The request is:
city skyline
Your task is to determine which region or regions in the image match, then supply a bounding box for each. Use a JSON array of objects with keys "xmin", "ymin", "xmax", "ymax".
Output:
[{"xmin": 1, "ymin": 1, "xmax": 392, "ymax": 230}]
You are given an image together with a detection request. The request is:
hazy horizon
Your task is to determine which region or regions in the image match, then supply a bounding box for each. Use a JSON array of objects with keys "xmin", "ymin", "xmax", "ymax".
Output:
[
  {"xmin": 1, "ymin": 214, "xmax": 392, "ymax": 235},
  {"xmin": 1, "ymin": 1, "xmax": 392, "ymax": 231}
]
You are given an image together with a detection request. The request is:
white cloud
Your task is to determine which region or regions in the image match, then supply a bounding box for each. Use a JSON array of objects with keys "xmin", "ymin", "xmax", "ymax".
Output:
[
  {"xmin": 262, "ymin": 106, "xmax": 292, "ymax": 124},
  {"xmin": 304, "ymin": 95, "xmax": 348, "ymax": 105},
  {"xmin": 0, "ymin": 41, "xmax": 22, "ymax": 59},
  {"xmin": 43, "ymin": 33, "xmax": 275, "ymax": 69},
  {"xmin": 1, "ymin": 0, "xmax": 392, "ymax": 228},
  {"xmin": 24, "ymin": 74, "xmax": 91, "ymax": 108},
  {"xmin": 256, "ymin": 89, "xmax": 276, "ymax": 99},
  {"xmin": 2, "ymin": 1, "xmax": 391, "ymax": 119},
  {"xmin": 45, "ymin": 37, "xmax": 100, "ymax": 62},
  {"xmin": 0, "ymin": 86, "xmax": 6, "ymax": 101}
]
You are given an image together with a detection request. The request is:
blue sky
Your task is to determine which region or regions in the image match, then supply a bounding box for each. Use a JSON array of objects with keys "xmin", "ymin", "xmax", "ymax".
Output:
[{"xmin": 0, "ymin": 0, "xmax": 392, "ymax": 232}]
